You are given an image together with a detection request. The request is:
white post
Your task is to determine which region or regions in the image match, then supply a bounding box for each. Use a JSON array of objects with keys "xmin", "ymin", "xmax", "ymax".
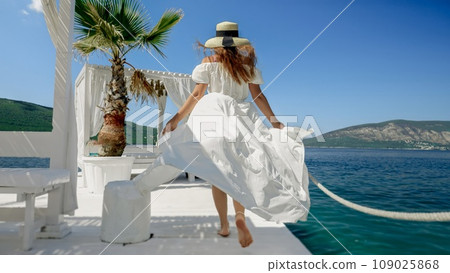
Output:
[
  {"xmin": 40, "ymin": 0, "xmax": 75, "ymax": 236},
  {"xmin": 23, "ymin": 194, "xmax": 36, "ymax": 251}
]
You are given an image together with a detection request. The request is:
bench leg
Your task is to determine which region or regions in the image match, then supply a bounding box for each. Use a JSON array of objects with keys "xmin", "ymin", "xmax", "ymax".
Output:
[
  {"xmin": 187, "ymin": 172, "xmax": 196, "ymax": 182},
  {"xmin": 23, "ymin": 193, "xmax": 36, "ymax": 251},
  {"xmin": 38, "ymin": 185, "xmax": 71, "ymax": 239},
  {"xmin": 46, "ymin": 185, "xmax": 64, "ymax": 225}
]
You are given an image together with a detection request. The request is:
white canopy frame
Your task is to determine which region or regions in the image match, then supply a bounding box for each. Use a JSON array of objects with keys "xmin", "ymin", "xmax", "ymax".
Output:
[
  {"xmin": 75, "ymin": 64, "xmax": 196, "ymax": 168},
  {"xmin": 0, "ymin": 0, "xmax": 77, "ymax": 233}
]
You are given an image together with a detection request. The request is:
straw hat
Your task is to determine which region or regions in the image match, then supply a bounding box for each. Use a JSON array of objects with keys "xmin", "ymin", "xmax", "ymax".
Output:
[{"xmin": 204, "ymin": 21, "xmax": 250, "ymax": 48}]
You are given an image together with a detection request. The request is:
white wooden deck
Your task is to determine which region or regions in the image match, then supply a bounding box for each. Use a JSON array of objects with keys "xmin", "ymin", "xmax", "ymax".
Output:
[{"xmin": 0, "ymin": 174, "xmax": 310, "ymax": 255}]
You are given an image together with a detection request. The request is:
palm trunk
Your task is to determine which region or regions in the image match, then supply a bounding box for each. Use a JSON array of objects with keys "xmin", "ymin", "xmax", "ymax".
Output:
[{"xmin": 98, "ymin": 57, "xmax": 130, "ymax": 156}]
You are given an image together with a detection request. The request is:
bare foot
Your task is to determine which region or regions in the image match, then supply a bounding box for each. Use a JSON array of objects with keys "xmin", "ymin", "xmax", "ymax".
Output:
[
  {"xmin": 217, "ymin": 221, "xmax": 230, "ymax": 237},
  {"xmin": 235, "ymin": 212, "xmax": 253, "ymax": 248}
]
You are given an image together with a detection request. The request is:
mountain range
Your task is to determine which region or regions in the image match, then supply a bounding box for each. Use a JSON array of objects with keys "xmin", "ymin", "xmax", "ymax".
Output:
[{"xmin": 304, "ymin": 120, "xmax": 450, "ymax": 150}]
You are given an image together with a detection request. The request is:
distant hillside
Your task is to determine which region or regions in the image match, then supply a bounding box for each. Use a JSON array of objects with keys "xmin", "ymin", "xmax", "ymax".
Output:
[
  {"xmin": 0, "ymin": 98, "xmax": 53, "ymax": 131},
  {"xmin": 304, "ymin": 120, "xmax": 450, "ymax": 150}
]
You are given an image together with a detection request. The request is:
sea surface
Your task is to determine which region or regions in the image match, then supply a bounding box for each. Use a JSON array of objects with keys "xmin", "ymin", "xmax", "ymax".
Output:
[
  {"xmin": 2, "ymin": 148, "xmax": 449, "ymax": 255},
  {"xmin": 286, "ymin": 148, "xmax": 450, "ymax": 255}
]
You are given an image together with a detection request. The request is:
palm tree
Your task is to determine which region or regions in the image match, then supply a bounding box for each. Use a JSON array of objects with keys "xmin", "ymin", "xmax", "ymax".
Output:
[{"xmin": 74, "ymin": 0, "xmax": 182, "ymax": 156}]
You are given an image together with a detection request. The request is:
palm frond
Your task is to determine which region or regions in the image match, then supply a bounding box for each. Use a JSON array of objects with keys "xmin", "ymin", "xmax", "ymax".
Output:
[
  {"xmin": 97, "ymin": 18, "xmax": 125, "ymax": 46},
  {"xmin": 129, "ymin": 71, "xmax": 157, "ymax": 104},
  {"xmin": 111, "ymin": 0, "xmax": 149, "ymax": 43},
  {"xmin": 74, "ymin": 0, "xmax": 149, "ymax": 57},
  {"xmin": 129, "ymin": 71, "xmax": 168, "ymax": 103},
  {"xmin": 75, "ymin": 1, "xmax": 182, "ymax": 59},
  {"xmin": 74, "ymin": 16, "xmax": 124, "ymax": 57},
  {"xmin": 74, "ymin": 0, "xmax": 108, "ymax": 39},
  {"xmin": 73, "ymin": 38, "xmax": 99, "ymax": 56},
  {"xmin": 73, "ymin": 31, "xmax": 116, "ymax": 56},
  {"xmin": 141, "ymin": 9, "xmax": 183, "ymax": 58}
]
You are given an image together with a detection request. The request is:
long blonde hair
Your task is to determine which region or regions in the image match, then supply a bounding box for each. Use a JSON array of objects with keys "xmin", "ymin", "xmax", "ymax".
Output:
[{"xmin": 198, "ymin": 43, "xmax": 257, "ymax": 84}]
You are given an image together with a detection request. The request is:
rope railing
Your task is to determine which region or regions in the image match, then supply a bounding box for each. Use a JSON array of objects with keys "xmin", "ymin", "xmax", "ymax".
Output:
[{"xmin": 308, "ymin": 173, "xmax": 450, "ymax": 222}]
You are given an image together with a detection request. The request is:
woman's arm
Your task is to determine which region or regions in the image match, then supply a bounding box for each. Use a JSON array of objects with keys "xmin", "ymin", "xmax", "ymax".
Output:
[
  {"xmin": 162, "ymin": 83, "xmax": 208, "ymax": 134},
  {"xmin": 249, "ymin": 83, "xmax": 285, "ymax": 129}
]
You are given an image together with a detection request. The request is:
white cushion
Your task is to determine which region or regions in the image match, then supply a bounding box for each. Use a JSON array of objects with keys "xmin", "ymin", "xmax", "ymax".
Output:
[{"xmin": 0, "ymin": 168, "xmax": 70, "ymax": 188}]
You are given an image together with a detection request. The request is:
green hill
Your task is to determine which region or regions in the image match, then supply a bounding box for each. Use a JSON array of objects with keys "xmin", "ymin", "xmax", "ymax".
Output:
[
  {"xmin": 304, "ymin": 120, "xmax": 450, "ymax": 150},
  {"xmin": 0, "ymin": 98, "xmax": 53, "ymax": 131}
]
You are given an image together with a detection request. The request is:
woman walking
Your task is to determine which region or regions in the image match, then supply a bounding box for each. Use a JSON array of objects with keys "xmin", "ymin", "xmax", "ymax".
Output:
[{"xmin": 136, "ymin": 21, "xmax": 311, "ymax": 248}]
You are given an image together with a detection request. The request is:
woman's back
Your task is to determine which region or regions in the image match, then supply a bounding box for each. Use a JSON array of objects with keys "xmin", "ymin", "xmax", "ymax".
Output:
[{"xmin": 192, "ymin": 59, "xmax": 263, "ymax": 101}]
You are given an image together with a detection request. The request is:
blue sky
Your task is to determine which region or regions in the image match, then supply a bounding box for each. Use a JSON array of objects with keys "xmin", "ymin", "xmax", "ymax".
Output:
[{"xmin": 0, "ymin": 0, "xmax": 449, "ymax": 133}]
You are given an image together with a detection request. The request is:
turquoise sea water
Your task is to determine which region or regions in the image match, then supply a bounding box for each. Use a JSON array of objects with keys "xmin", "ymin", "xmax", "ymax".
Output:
[
  {"xmin": 2, "ymin": 149, "xmax": 449, "ymax": 255},
  {"xmin": 286, "ymin": 148, "xmax": 450, "ymax": 255}
]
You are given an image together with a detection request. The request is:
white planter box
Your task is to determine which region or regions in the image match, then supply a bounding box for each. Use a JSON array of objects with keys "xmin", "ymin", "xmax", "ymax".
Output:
[{"xmin": 82, "ymin": 156, "xmax": 135, "ymax": 194}]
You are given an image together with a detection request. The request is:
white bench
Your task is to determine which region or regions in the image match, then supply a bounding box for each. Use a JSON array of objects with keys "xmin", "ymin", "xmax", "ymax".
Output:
[{"xmin": 0, "ymin": 168, "xmax": 70, "ymax": 250}]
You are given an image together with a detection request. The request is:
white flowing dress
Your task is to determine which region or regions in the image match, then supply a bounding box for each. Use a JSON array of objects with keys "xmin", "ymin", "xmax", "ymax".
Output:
[{"xmin": 134, "ymin": 62, "xmax": 311, "ymax": 223}]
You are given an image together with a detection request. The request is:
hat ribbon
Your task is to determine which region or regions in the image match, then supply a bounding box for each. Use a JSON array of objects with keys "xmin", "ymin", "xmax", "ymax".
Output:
[{"xmin": 216, "ymin": 30, "xmax": 239, "ymax": 47}]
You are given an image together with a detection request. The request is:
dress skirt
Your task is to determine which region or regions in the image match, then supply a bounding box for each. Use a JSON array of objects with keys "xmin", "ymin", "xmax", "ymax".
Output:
[{"xmin": 133, "ymin": 92, "xmax": 311, "ymax": 223}]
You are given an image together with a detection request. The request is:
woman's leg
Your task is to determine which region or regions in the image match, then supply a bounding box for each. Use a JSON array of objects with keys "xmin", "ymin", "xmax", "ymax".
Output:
[
  {"xmin": 211, "ymin": 186, "xmax": 229, "ymax": 237},
  {"xmin": 233, "ymin": 200, "xmax": 253, "ymax": 248}
]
